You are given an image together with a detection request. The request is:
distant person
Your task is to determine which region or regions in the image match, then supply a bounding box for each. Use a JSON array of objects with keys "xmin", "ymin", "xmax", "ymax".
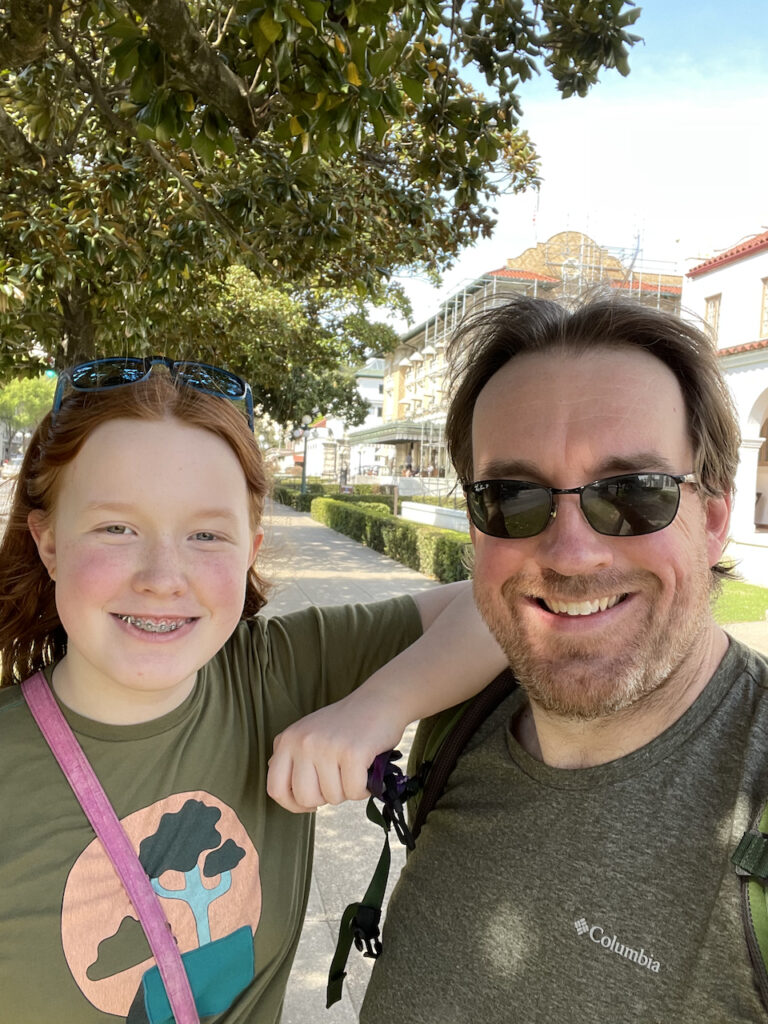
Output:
[{"xmin": 0, "ymin": 357, "xmax": 505, "ymax": 1023}]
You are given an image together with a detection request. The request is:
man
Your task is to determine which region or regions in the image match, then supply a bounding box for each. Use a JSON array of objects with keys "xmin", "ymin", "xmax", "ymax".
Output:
[{"xmin": 361, "ymin": 295, "xmax": 768, "ymax": 1023}]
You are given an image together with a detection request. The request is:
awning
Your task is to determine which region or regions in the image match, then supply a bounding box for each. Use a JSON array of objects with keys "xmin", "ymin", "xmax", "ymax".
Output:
[{"xmin": 347, "ymin": 418, "xmax": 445, "ymax": 445}]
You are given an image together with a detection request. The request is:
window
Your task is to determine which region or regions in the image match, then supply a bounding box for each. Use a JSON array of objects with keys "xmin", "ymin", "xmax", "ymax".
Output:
[
  {"xmin": 704, "ymin": 293, "xmax": 721, "ymax": 339},
  {"xmin": 761, "ymin": 279, "xmax": 768, "ymax": 338},
  {"xmin": 760, "ymin": 417, "xmax": 768, "ymax": 465}
]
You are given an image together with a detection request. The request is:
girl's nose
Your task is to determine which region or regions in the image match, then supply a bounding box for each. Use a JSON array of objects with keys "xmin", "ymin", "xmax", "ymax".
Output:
[{"xmin": 132, "ymin": 539, "xmax": 189, "ymax": 595}]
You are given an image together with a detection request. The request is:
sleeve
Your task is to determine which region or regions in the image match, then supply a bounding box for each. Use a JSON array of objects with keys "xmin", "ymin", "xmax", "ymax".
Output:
[{"xmin": 256, "ymin": 595, "xmax": 423, "ymax": 720}]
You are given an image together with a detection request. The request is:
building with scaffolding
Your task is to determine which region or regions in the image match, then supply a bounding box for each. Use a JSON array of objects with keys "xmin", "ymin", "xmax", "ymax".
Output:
[{"xmin": 347, "ymin": 231, "xmax": 682, "ymax": 485}]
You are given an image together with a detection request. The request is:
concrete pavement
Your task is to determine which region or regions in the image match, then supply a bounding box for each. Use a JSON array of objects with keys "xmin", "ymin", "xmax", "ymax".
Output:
[{"xmin": 260, "ymin": 501, "xmax": 439, "ymax": 1023}]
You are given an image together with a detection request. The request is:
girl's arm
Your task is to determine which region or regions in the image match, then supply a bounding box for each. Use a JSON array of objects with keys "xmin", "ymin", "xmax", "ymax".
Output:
[{"xmin": 266, "ymin": 581, "xmax": 507, "ymax": 813}]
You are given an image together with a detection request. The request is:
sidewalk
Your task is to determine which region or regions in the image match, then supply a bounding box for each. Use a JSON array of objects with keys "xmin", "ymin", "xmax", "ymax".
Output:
[{"xmin": 260, "ymin": 502, "xmax": 439, "ymax": 1024}]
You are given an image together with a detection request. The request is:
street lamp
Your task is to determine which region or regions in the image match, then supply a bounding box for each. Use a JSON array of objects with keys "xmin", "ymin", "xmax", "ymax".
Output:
[{"xmin": 292, "ymin": 414, "xmax": 313, "ymax": 494}]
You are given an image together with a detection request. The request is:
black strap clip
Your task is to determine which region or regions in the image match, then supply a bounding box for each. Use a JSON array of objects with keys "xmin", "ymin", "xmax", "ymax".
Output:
[{"xmin": 352, "ymin": 904, "xmax": 383, "ymax": 959}]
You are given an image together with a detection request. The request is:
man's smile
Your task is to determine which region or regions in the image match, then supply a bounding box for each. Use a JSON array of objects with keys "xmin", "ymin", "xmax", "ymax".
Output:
[{"xmin": 534, "ymin": 594, "xmax": 627, "ymax": 617}]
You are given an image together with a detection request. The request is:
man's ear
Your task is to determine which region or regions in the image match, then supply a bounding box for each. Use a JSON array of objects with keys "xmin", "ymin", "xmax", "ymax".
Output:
[
  {"xmin": 705, "ymin": 491, "xmax": 732, "ymax": 569},
  {"xmin": 28, "ymin": 510, "xmax": 56, "ymax": 580}
]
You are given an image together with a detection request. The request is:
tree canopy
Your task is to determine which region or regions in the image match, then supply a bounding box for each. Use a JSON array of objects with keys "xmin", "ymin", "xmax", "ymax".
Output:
[
  {"xmin": 0, "ymin": 372, "xmax": 55, "ymax": 454},
  {"xmin": 0, "ymin": 0, "xmax": 641, "ymax": 423}
]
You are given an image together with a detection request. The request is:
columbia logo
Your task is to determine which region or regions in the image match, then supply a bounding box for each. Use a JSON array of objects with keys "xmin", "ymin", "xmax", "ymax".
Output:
[{"xmin": 573, "ymin": 916, "xmax": 661, "ymax": 974}]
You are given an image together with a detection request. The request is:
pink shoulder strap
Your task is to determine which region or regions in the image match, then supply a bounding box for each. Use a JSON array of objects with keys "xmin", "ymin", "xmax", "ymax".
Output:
[{"xmin": 21, "ymin": 671, "xmax": 199, "ymax": 1024}]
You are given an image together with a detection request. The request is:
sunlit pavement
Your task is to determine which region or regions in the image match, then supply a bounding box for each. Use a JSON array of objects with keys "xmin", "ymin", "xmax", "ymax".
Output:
[{"xmin": 262, "ymin": 502, "xmax": 439, "ymax": 1023}]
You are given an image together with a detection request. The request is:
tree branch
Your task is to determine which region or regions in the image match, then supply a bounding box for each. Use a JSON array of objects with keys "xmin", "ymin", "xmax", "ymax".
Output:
[
  {"xmin": 0, "ymin": 0, "xmax": 62, "ymax": 68},
  {"xmin": 0, "ymin": 104, "xmax": 44, "ymax": 168},
  {"xmin": 127, "ymin": 0, "xmax": 258, "ymax": 138}
]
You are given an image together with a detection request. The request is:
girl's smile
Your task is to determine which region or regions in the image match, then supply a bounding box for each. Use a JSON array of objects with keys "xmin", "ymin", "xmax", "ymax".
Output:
[{"xmin": 29, "ymin": 416, "xmax": 262, "ymax": 724}]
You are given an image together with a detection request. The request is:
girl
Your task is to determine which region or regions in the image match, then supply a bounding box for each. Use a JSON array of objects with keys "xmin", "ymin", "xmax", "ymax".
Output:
[{"xmin": 0, "ymin": 357, "xmax": 503, "ymax": 1024}]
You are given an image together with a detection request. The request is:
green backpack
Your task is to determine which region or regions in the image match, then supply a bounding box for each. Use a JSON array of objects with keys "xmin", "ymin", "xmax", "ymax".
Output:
[{"xmin": 732, "ymin": 804, "xmax": 768, "ymax": 1007}]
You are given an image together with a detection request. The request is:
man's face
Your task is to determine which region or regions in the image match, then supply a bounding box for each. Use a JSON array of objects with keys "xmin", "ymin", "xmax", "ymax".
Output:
[{"xmin": 469, "ymin": 345, "xmax": 730, "ymax": 720}]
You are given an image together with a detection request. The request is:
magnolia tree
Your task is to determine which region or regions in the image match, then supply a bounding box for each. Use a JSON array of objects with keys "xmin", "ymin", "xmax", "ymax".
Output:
[{"xmin": 0, "ymin": 0, "xmax": 640, "ymax": 424}]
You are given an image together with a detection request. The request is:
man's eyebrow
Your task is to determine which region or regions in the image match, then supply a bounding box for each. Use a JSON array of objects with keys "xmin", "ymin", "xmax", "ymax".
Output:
[{"xmin": 474, "ymin": 452, "xmax": 680, "ymax": 482}]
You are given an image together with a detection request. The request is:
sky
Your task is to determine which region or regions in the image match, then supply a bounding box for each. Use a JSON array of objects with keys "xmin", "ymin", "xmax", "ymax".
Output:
[{"xmin": 388, "ymin": 0, "xmax": 768, "ymax": 328}]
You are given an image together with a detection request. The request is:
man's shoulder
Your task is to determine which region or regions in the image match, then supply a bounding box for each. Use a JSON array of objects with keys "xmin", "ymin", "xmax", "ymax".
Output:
[{"xmin": 724, "ymin": 633, "xmax": 768, "ymax": 687}]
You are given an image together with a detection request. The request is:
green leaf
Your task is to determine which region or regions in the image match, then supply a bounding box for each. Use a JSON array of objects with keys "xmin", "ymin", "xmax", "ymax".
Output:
[
  {"xmin": 401, "ymin": 76, "xmax": 424, "ymax": 103},
  {"xmin": 369, "ymin": 45, "xmax": 397, "ymax": 78},
  {"xmin": 192, "ymin": 131, "xmax": 216, "ymax": 167},
  {"xmin": 369, "ymin": 106, "xmax": 387, "ymax": 140},
  {"xmin": 111, "ymin": 39, "xmax": 140, "ymax": 80},
  {"xmin": 258, "ymin": 10, "xmax": 284, "ymax": 44},
  {"xmin": 286, "ymin": 5, "xmax": 316, "ymax": 30}
]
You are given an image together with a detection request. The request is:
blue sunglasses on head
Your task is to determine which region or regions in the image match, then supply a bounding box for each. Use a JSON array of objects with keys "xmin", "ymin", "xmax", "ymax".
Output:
[{"xmin": 52, "ymin": 356, "xmax": 255, "ymax": 430}]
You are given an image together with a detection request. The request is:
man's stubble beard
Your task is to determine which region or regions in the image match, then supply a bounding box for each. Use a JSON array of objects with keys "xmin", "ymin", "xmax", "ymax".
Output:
[{"xmin": 473, "ymin": 564, "xmax": 715, "ymax": 721}]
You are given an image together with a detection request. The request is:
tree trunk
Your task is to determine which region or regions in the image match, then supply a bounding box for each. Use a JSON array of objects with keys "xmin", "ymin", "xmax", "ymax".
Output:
[{"xmin": 58, "ymin": 286, "xmax": 96, "ymax": 367}]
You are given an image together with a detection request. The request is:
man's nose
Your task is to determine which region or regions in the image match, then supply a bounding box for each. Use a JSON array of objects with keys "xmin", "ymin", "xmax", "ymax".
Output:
[{"xmin": 533, "ymin": 493, "xmax": 615, "ymax": 576}]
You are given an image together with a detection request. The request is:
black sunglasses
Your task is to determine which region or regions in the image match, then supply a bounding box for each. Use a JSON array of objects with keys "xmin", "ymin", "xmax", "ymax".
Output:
[
  {"xmin": 463, "ymin": 472, "xmax": 699, "ymax": 539},
  {"xmin": 52, "ymin": 357, "xmax": 254, "ymax": 430}
]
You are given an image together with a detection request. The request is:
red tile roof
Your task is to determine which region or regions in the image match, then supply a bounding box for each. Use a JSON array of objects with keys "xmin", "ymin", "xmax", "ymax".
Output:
[
  {"xmin": 488, "ymin": 267, "xmax": 560, "ymax": 284},
  {"xmin": 718, "ymin": 338, "xmax": 768, "ymax": 357},
  {"xmin": 609, "ymin": 279, "xmax": 682, "ymax": 295},
  {"xmin": 687, "ymin": 231, "xmax": 768, "ymax": 277}
]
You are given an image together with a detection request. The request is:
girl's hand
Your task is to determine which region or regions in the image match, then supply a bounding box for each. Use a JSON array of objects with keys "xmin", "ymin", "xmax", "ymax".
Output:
[{"xmin": 266, "ymin": 691, "xmax": 406, "ymax": 813}]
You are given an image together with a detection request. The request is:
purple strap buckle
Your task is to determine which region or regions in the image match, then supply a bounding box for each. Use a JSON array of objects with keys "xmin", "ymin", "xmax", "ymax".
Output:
[{"xmin": 366, "ymin": 750, "xmax": 416, "ymax": 850}]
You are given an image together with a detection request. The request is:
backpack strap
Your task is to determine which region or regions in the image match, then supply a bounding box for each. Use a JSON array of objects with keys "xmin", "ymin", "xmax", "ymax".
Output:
[
  {"xmin": 732, "ymin": 800, "xmax": 768, "ymax": 1009},
  {"xmin": 21, "ymin": 671, "xmax": 200, "ymax": 1024},
  {"xmin": 410, "ymin": 668, "xmax": 518, "ymax": 840},
  {"xmin": 326, "ymin": 668, "xmax": 518, "ymax": 1007}
]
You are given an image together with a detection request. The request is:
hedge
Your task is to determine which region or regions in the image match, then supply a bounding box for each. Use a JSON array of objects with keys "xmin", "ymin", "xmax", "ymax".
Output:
[
  {"xmin": 272, "ymin": 486, "xmax": 396, "ymax": 513},
  {"xmin": 311, "ymin": 497, "xmax": 471, "ymax": 583},
  {"xmin": 271, "ymin": 486, "xmax": 314, "ymax": 512}
]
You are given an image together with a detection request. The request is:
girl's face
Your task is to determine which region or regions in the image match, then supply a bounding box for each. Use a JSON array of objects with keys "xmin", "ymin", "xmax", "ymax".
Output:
[{"xmin": 29, "ymin": 417, "xmax": 262, "ymax": 724}]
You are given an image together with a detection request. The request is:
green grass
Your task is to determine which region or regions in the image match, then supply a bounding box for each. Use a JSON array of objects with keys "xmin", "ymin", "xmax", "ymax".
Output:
[{"xmin": 714, "ymin": 579, "xmax": 768, "ymax": 624}]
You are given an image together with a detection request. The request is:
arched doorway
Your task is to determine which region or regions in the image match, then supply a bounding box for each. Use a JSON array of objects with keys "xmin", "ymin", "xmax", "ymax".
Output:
[{"xmin": 758, "ymin": 414, "xmax": 768, "ymax": 529}]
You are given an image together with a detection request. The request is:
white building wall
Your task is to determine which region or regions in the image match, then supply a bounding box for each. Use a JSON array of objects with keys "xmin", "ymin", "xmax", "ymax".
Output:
[
  {"xmin": 683, "ymin": 249, "xmax": 768, "ymax": 349},
  {"xmin": 682, "ymin": 247, "xmax": 768, "ymax": 542}
]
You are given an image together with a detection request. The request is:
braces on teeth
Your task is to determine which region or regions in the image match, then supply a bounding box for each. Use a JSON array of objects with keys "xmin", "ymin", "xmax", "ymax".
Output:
[{"xmin": 117, "ymin": 615, "xmax": 189, "ymax": 633}]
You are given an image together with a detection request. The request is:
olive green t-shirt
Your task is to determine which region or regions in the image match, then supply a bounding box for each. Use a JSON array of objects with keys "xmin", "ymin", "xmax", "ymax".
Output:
[
  {"xmin": 362, "ymin": 639, "xmax": 768, "ymax": 1024},
  {"xmin": 0, "ymin": 597, "xmax": 421, "ymax": 1024}
]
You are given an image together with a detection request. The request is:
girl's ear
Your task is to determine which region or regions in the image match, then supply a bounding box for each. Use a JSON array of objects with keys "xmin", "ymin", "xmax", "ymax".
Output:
[
  {"xmin": 28, "ymin": 510, "xmax": 56, "ymax": 580},
  {"xmin": 250, "ymin": 526, "xmax": 264, "ymax": 566}
]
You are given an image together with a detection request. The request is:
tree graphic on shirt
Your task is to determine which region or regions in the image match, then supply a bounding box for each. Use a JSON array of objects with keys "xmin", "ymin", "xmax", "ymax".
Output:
[{"xmin": 138, "ymin": 798, "xmax": 246, "ymax": 946}]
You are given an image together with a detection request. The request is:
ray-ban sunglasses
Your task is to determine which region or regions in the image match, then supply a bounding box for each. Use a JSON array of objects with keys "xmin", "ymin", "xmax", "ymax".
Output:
[
  {"xmin": 52, "ymin": 356, "xmax": 254, "ymax": 430},
  {"xmin": 463, "ymin": 472, "xmax": 699, "ymax": 539}
]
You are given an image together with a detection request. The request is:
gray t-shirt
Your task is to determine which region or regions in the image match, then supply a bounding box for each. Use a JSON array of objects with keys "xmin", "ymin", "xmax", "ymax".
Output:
[{"xmin": 362, "ymin": 638, "xmax": 768, "ymax": 1023}]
